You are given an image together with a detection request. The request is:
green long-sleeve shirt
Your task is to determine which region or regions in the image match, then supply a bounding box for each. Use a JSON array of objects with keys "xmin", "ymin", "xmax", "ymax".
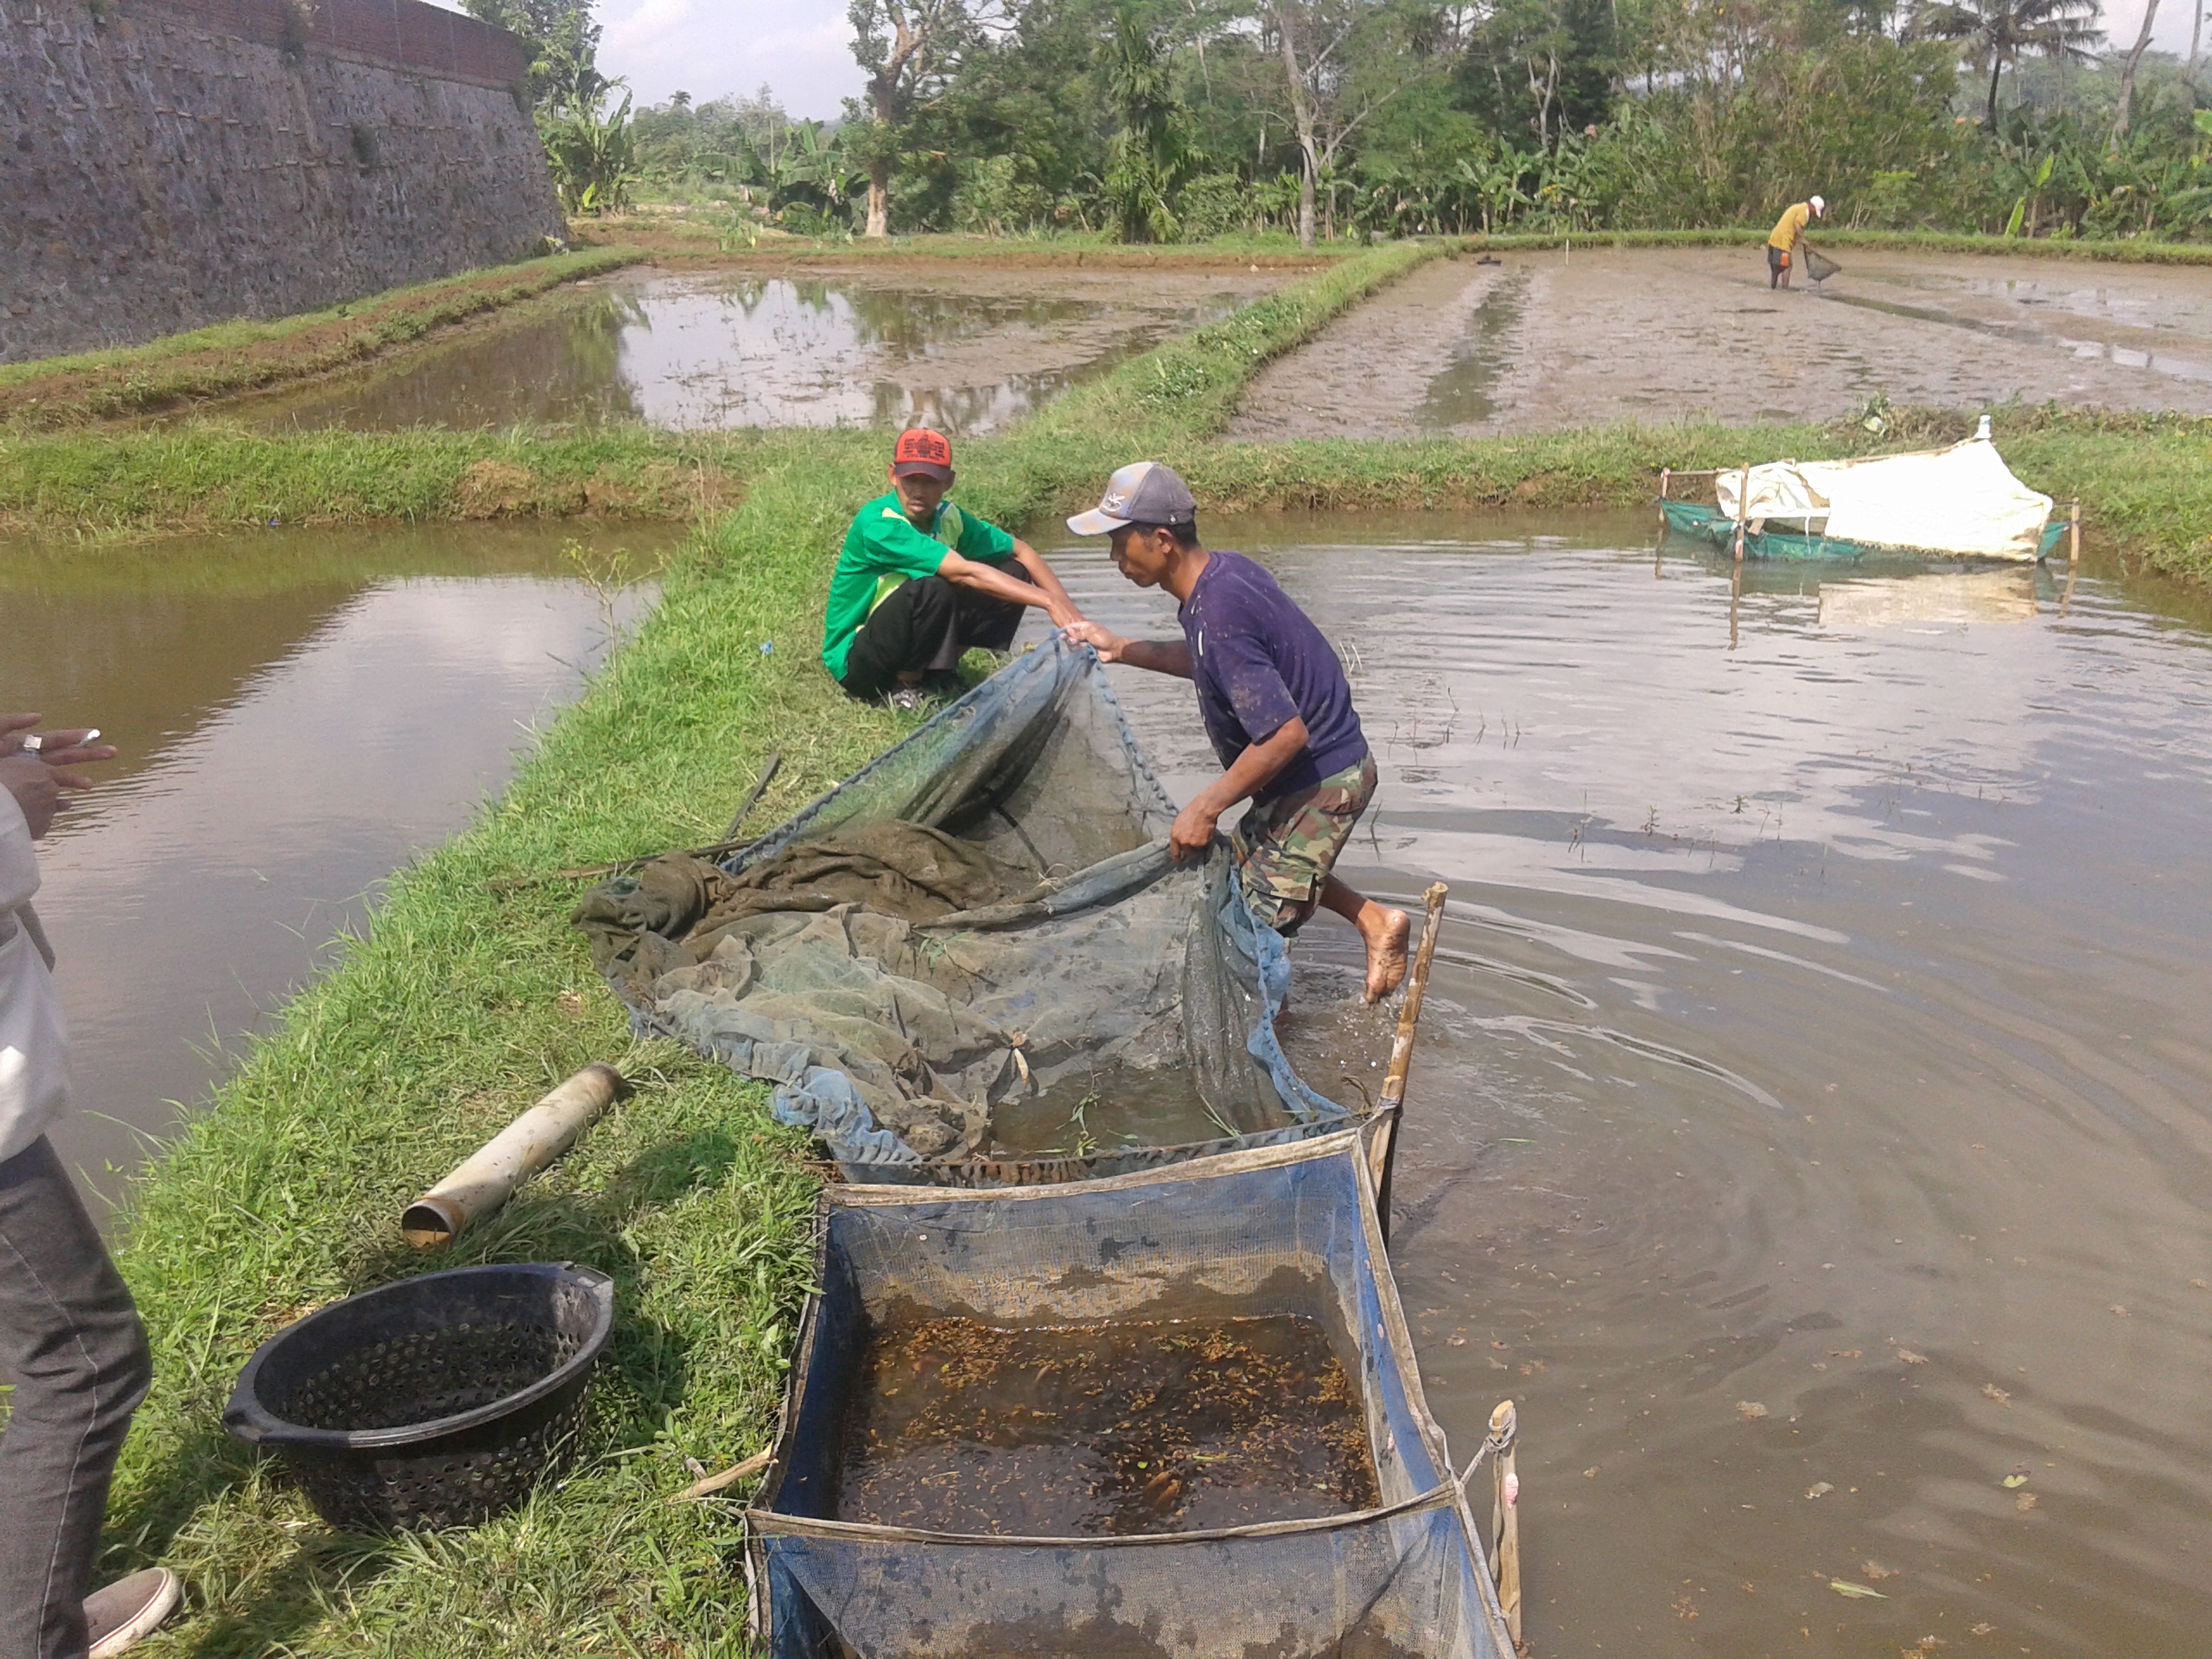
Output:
[{"xmin": 821, "ymin": 493, "xmax": 1017, "ymax": 679}]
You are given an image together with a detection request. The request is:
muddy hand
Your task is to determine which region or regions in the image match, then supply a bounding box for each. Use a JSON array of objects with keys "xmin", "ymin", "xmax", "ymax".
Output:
[
  {"xmin": 1063, "ymin": 619, "xmax": 1125, "ymax": 661},
  {"xmin": 1168, "ymin": 799, "xmax": 1218, "ymax": 863}
]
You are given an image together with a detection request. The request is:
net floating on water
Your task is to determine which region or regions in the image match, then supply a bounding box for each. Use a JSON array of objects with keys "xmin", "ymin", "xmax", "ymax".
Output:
[
  {"xmin": 575, "ymin": 637, "xmax": 1360, "ymax": 1185},
  {"xmin": 746, "ymin": 1124, "xmax": 1516, "ymax": 1659}
]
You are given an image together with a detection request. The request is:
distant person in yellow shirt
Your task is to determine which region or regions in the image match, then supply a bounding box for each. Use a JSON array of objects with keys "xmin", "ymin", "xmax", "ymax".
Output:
[{"xmin": 1767, "ymin": 194, "xmax": 1825, "ymax": 290}]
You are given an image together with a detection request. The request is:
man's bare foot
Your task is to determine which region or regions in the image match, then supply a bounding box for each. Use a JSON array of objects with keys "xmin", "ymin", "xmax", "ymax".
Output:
[{"xmin": 1359, "ymin": 904, "xmax": 1411, "ymax": 1003}]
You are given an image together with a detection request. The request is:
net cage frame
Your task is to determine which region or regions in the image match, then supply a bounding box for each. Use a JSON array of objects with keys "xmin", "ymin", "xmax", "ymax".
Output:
[
  {"xmin": 593, "ymin": 637, "xmax": 1377, "ymax": 1187},
  {"xmin": 744, "ymin": 1121, "xmax": 1516, "ymax": 1659}
]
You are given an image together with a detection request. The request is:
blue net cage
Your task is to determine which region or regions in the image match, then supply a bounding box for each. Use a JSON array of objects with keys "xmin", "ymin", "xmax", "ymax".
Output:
[{"xmin": 746, "ymin": 1125, "xmax": 1516, "ymax": 1659}]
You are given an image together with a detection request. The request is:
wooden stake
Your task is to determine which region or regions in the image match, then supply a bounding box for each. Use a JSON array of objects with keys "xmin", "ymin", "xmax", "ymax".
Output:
[
  {"xmin": 669, "ymin": 1448, "xmax": 772, "ymax": 1503},
  {"xmin": 1374, "ymin": 882, "xmax": 1449, "ymax": 1242},
  {"xmin": 2069, "ymin": 499, "xmax": 2081, "ymax": 566},
  {"xmin": 1489, "ymin": 1399, "xmax": 1523, "ymax": 1651},
  {"xmin": 1732, "ymin": 463, "xmax": 1751, "ymax": 563}
]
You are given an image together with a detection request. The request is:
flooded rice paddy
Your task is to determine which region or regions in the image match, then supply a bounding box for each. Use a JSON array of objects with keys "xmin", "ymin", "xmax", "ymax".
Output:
[
  {"xmin": 237, "ymin": 264, "xmax": 1283, "ymax": 435},
  {"xmin": 0, "ymin": 522, "xmax": 674, "ymax": 1203},
  {"xmin": 835, "ymin": 1310, "xmax": 1377, "ymax": 1535},
  {"xmin": 1026, "ymin": 511, "xmax": 2212, "ymax": 1657},
  {"xmin": 1231, "ymin": 247, "xmax": 2212, "ymax": 437}
]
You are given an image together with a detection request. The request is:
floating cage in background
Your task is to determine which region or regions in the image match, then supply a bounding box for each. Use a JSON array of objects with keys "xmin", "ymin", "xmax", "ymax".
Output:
[{"xmin": 747, "ymin": 1124, "xmax": 1516, "ymax": 1659}]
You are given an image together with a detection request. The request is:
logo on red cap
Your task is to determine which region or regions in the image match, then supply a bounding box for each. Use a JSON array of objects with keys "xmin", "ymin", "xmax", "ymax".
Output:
[{"xmin": 893, "ymin": 428, "xmax": 953, "ymax": 470}]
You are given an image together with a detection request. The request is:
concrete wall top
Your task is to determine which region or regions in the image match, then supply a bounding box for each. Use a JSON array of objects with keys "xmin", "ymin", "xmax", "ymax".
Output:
[{"xmin": 113, "ymin": 0, "xmax": 531, "ymax": 89}]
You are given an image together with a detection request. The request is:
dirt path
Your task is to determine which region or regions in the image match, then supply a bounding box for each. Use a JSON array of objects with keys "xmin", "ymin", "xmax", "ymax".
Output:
[{"xmin": 1230, "ymin": 245, "xmax": 2212, "ymax": 438}]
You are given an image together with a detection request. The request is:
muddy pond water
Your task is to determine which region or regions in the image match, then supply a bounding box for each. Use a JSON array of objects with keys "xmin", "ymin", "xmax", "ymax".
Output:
[
  {"xmin": 1021, "ymin": 512, "xmax": 2212, "ymax": 1658},
  {"xmin": 235, "ymin": 266, "xmax": 1280, "ymax": 435},
  {"xmin": 0, "ymin": 522, "xmax": 675, "ymax": 1205}
]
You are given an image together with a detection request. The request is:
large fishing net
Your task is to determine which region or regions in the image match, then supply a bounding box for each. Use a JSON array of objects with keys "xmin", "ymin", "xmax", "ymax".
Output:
[
  {"xmin": 746, "ymin": 1126, "xmax": 1516, "ymax": 1659},
  {"xmin": 574, "ymin": 637, "xmax": 1356, "ymax": 1184}
]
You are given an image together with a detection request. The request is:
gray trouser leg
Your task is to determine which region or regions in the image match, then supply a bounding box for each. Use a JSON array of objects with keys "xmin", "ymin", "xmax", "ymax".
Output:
[{"xmin": 0, "ymin": 1137, "xmax": 152, "ymax": 1659}]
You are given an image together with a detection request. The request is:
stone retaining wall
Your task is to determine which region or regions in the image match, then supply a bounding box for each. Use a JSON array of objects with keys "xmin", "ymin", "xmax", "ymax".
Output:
[{"xmin": 0, "ymin": 0, "xmax": 565, "ymax": 363}]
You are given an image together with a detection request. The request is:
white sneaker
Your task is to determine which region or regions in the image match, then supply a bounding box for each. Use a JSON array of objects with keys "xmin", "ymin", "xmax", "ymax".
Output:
[{"xmin": 86, "ymin": 1567, "xmax": 181, "ymax": 1657}]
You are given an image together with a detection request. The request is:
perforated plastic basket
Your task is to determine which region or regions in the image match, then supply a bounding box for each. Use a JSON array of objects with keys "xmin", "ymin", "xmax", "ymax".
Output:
[{"xmin": 223, "ymin": 1262, "xmax": 614, "ymax": 1532}]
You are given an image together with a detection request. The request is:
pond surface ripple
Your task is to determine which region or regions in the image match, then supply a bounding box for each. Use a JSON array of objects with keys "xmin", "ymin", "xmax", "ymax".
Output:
[{"xmin": 1028, "ymin": 510, "xmax": 2212, "ymax": 1659}]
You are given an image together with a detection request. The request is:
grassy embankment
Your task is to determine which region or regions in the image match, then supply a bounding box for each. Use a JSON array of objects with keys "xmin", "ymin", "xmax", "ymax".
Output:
[
  {"xmin": 0, "ymin": 247, "xmax": 648, "ymax": 429},
  {"xmin": 22, "ymin": 226, "xmax": 2210, "ymax": 1656},
  {"xmin": 92, "ymin": 238, "xmax": 1446, "ymax": 1659}
]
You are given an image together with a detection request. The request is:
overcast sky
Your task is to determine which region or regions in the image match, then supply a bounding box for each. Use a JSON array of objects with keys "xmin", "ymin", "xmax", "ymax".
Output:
[{"xmin": 433, "ymin": 0, "xmax": 2202, "ymax": 118}]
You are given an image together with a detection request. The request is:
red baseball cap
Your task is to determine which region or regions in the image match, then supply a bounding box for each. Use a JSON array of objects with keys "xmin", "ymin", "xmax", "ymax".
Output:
[{"xmin": 891, "ymin": 427, "xmax": 953, "ymax": 483}]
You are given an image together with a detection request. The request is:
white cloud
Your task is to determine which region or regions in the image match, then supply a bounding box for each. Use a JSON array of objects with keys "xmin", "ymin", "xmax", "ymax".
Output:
[
  {"xmin": 426, "ymin": 0, "xmax": 2207, "ymax": 118},
  {"xmin": 2104, "ymin": 0, "xmax": 2204, "ymax": 57},
  {"xmin": 599, "ymin": 0, "xmax": 865, "ymax": 117}
]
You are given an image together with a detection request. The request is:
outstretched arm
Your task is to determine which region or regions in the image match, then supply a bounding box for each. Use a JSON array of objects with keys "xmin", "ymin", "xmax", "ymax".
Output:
[
  {"xmin": 1009, "ymin": 539, "xmax": 1083, "ymax": 626},
  {"xmin": 1063, "ymin": 620, "xmax": 1191, "ymax": 677},
  {"xmin": 938, "ymin": 550, "xmax": 1079, "ymax": 627}
]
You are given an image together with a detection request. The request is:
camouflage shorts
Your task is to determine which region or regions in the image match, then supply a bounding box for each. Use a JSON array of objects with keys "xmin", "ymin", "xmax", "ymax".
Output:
[{"xmin": 1233, "ymin": 753, "xmax": 1378, "ymax": 934}]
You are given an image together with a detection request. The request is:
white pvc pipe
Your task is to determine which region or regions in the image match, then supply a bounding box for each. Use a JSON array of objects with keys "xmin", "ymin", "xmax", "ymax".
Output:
[{"xmin": 402, "ymin": 1063, "xmax": 626, "ymax": 1248}]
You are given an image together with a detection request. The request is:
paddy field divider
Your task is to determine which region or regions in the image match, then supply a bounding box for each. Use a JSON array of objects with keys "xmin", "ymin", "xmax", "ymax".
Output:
[
  {"xmin": 20, "ymin": 230, "xmax": 2212, "ymax": 1655},
  {"xmin": 80, "ymin": 238, "xmax": 1452, "ymax": 1659}
]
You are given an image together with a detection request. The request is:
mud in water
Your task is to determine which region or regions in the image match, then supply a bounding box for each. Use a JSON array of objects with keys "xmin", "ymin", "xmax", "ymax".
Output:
[
  {"xmin": 1230, "ymin": 247, "xmax": 2212, "ymax": 438},
  {"xmin": 835, "ymin": 1312, "xmax": 1379, "ymax": 1535},
  {"xmin": 236, "ymin": 265, "xmax": 1284, "ymax": 435},
  {"xmin": 1018, "ymin": 509, "xmax": 2212, "ymax": 1656}
]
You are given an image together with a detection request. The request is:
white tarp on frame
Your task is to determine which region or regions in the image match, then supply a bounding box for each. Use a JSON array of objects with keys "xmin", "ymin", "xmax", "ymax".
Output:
[{"xmin": 1715, "ymin": 438, "xmax": 2055, "ymax": 561}]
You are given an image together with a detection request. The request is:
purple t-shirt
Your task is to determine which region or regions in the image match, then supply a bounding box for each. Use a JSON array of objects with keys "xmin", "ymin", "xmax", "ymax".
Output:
[{"xmin": 1178, "ymin": 549, "xmax": 1367, "ymax": 804}]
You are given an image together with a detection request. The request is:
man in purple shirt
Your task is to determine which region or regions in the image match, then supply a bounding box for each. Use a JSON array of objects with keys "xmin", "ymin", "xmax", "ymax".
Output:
[{"xmin": 1064, "ymin": 462, "xmax": 1410, "ymax": 1003}]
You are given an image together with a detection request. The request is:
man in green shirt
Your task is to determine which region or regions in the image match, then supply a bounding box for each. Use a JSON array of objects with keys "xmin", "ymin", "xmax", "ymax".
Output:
[{"xmin": 823, "ymin": 428, "xmax": 1084, "ymax": 703}]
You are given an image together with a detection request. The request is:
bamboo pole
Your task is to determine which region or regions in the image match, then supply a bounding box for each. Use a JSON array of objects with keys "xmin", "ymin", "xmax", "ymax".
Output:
[
  {"xmin": 669, "ymin": 1448, "xmax": 772, "ymax": 1503},
  {"xmin": 1373, "ymin": 882, "xmax": 1449, "ymax": 1243},
  {"xmin": 1489, "ymin": 1398, "xmax": 1523, "ymax": 1651},
  {"xmin": 403, "ymin": 1065, "xmax": 627, "ymax": 1247},
  {"xmin": 2069, "ymin": 499, "xmax": 2081, "ymax": 566},
  {"xmin": 1732, "ymin": 463, "xmax": 1751, "ymax": 563}
]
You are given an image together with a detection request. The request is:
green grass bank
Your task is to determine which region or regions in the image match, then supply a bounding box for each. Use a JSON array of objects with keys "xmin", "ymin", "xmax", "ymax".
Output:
[
  {"xmin": 35, "ymin": 232, "xmax": 2212, "ymax": 1656},
  {"xmin": 89, "ymin": 241, "xmax": 1453, "ymax": 1659},
  {"xmin": 0, "ymin": 248, "xmax": 647, "ymax": 430}
]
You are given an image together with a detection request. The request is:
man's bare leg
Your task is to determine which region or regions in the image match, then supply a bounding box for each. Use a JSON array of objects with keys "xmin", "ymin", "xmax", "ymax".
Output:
[{"xmin": 1320, "ymin": 875, "xmax": 1410, "ymax": 1003}]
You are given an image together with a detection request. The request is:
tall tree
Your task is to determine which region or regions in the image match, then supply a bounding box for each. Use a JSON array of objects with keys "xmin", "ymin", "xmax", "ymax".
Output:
[
  {"xmin": 1904, "ymin": 0, "xmax": 2104, "ymax": 128},
  {"xmin": 1264, "ymin": 0, "xmax": 1433, "ymax": 245},
  {"xmin": 849, "ymin": 0, "xmax": 971, "ymax": 235},
  {"xmin": 1103, "ymin": 9, "xmax": 1194, "ymax": 240},
  {"xmin": 460, "ymin": 0, "xmax": 602, "ymax": 110},
  {"xmin": 2109, "ymin": 0, "xmax": 2160, "ymax": 142}
]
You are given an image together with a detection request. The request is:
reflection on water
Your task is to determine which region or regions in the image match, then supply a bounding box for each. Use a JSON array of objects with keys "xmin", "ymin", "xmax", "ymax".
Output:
[
  {"xmin": 1418, "ymin": 268, "xmax": 1527, "ymax": 426},
  {"xmin": 0, "ymin": 523, "xmax": 677, "ymax": 1203},
  {"xmin": 1027, "ymin": 512, "xmax": 2212, "ymax": 1657},
  {"xmin": 238, "ymin": 270, "xmax": 1272, "ymax": 435},
  {"xmin": 1818, "ymin": 569, "xmax": 2040, "ymax": 629}
]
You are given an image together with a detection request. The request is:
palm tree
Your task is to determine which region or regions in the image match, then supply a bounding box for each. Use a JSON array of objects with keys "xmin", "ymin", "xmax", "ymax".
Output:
[{"xmin": 1904, "ymin": 0, "xmax": 2106, "ymax": 128}]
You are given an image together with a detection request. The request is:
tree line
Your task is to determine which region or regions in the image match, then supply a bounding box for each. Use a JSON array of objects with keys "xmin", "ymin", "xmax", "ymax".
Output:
[{"xmin": 474, "ymin": 0, "xmax": 2212, "ymax": 244}]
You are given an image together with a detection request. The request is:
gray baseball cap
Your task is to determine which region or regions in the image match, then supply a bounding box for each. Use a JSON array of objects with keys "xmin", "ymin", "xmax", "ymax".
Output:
[{"xmin": 1067, "ymin": 461, "xmax": 1197, "ymax": 535}]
